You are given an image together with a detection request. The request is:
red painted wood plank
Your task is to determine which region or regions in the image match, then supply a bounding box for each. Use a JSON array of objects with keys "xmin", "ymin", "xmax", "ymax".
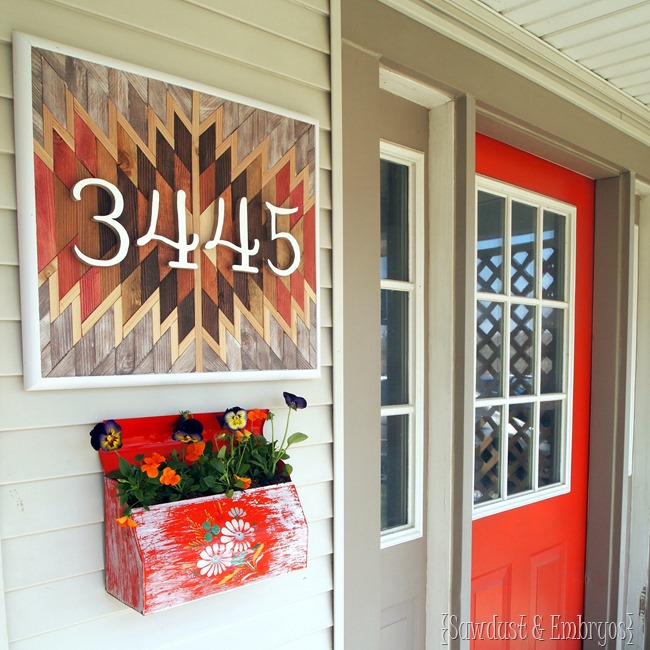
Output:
[
  {"xmin": 58, "ymin": 240, "xmax": 82, "ymax": 300},
  {"xmin": 276, "ymin": 277, "xmax": 291, "ymax": 326},
  {"xmin": 34, "ymin": 154, "xmax": 57, "ymax": 272},
  {"xmin": 74, "ymin": 112, "xmax": 97, "ymax": 176},
  {"xmin": 290, "ymin": 269, "xmax": 304, "ymax": 312},
  {"xmin": 201, "ymin": 250, "xmax": 217, "ymax": 302},
  {"xmin": 53, "ymin": 130, "xmax": 77, "ymax": 190},
  {"xmin": 80, "ymin": 264, "xmax": 102, "ymax": 322},
  {"xmin": 275, "ymin": 162, "xmax": 290, "ymax": 206},
  {"xmin": 289, "ymin": 181, "xmax": 304, "ymax": 228}
]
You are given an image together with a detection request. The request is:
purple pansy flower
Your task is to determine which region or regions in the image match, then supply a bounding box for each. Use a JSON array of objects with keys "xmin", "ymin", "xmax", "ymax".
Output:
[
  {"xmin": 283, "ymin": 392, "xmax": 307, "ymax": 410},
  {"xmin": 172, "ymin": 412, "xmax": 204, "ymax": 443},
  {"xmin": 221, "ymin": 407, "xmax": 248, "ymax": 431},
  {"xmin": 90, "ymin": 420, "xmax": 123, "ymax": 452}
]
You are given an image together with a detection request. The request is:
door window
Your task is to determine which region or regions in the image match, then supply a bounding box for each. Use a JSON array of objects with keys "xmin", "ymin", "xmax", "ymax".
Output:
[
  {"xmin": 473, "ymin": 177, "xmax": 576, "ymax": 517},
  {"xmin": 380, "ymin": 141, "xmax": 424, "ymax": 545}
]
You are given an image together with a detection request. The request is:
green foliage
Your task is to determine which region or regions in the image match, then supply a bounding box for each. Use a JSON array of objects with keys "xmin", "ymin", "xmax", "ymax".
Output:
[{"xmin": 103, "ymin": 399, "xmax": 309, "ymax": 518}]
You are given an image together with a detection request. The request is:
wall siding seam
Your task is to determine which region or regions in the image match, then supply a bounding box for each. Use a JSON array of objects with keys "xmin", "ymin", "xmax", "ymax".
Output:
[{"xmin": 181, "ymin": 0, "xmax": 331, "ymax": 54}]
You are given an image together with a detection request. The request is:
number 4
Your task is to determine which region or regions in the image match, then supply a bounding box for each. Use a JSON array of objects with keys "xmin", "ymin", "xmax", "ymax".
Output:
[
  {"xmin": 137, "ymin": 189, "xmax": 199, "ymax": 269},
  {"xmin": 205, "ymin": 199, "xmax": 301, "ymax": 276}
]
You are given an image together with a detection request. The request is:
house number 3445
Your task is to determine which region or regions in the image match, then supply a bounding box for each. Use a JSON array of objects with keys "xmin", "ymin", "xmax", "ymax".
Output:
[{"xmin": 71, "ymin": 178, "xmax": 302, "ymax": 277}]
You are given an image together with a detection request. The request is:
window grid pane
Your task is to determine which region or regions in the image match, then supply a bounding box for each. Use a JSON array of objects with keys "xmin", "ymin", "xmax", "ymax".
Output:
[
  {"xmin": 381, "ymin": 160, "xmax": 410, "ymax": 282},
  {"xmin": 476, "ymin": 300, "xmax": 504, "ymax": 399},
  {"xmin": 509, "ymin": 303, "xmax": 536, "ymax": 397},
  {"xmin": 510, "ymin": 202, "xmax": 537, "ymax": 297},
  {"xmin": 381, "ymin": 414, "xmax": 410, "ymax": 529},
  {"xmin": 542, "ymin": 211, "xmax": 566, "ymax": 300},
  {"xmin": 507, "ymin": 402, "xmax": 534, "ymax": 496},
  {"xmin": 477, "ymin": 191, "xmax": 505, "ymax": 293},
  {"xmin": 381, "ymin": 289, "xmax": 410, "ymax": 406},
  {"xmin": 474, "ymin": 183, "xmax": 573, "ymax": 513},
  {"xmin": 474, "ymin": 405, "xmax": 502, "ymax": 504}
]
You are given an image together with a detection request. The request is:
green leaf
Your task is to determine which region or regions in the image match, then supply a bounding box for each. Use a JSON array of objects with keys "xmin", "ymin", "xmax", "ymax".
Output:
[
  {"xmin": 202, "ymin": 521, "xmax": 211, "ymax": 531},
  {"xmin": 283, "ymin": 463, "xmax": 293, "ymax": 475},
  {"xmin": 204, "ymin": 532, "xmax": 213, "ymax": 542},
  {"xmin": 118, "ymin": 455, "xmax": 132, "ymax": 476},
  {"xmin": 287, "ymin": 432, "xmax": 308, "ymax": 446}
]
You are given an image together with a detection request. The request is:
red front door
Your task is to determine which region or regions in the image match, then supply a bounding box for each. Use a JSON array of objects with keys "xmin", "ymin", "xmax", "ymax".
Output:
[{"xmin": 471, "ymin": 134, "xmax": 594, "ymax": 648}]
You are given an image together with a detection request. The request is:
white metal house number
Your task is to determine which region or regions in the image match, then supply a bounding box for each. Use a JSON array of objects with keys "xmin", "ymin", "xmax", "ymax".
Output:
[{"xmin": 71, "ymin": 178, "xmax": 301, "ymax": 277}]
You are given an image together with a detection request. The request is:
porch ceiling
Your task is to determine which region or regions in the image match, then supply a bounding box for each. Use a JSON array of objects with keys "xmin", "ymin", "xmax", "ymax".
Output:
[{"xmin": 474, "ymin": 0, "xmax": 650, "ymax": 112}]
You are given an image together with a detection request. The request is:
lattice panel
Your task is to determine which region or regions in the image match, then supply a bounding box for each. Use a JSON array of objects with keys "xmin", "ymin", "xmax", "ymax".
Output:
[
  {"xmin": 29, "ymin": 44, "xmax": 318, "ymax": 382},
  {"xmin": 476, "ymin": 300, "xmax": 503, "ymax": 399},
  {"xmin": 511, "ymin": 249, "xmax": 535, "ymax": 296},
  {"xmin": 542, "ymin": 247, "xmax": 559, "ymax": 299},
  {"xmin": 539, "ymin": 401, "xmax": 562, "ymax": 487},
  {"xmin": 541, "ymin": 307, "xmax": 563, "ymax": 394},
  {"xmin": 477, "ymin": 252, "xmax": 503, "ymax": 294},
  {"xmin": 509, "ymin": 304, "xmax": 535, "ymax": 396},
  {"xmin": 474, "ymin": 406, "xmax": 501, "ymax": 504},
  {"xmin": 542, "ymin": 211, "xmax": 565, "ymax": 300},
  {"xmin": 510, "ymin": 201, "xmax": 536, "ymax": 297},
  {"xmin": 507, "ymin": 404, "xmax": 532, "ymax": 496}
]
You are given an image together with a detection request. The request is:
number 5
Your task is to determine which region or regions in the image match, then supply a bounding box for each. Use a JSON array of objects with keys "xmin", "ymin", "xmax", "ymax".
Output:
[{"xmin": 266, "ymin": 202, "xmax": 301, "ymax": 276}]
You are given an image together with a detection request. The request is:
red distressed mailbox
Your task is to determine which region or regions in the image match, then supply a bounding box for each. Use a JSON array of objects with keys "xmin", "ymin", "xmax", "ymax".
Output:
[{"xmin": 96, "ymin": 411, "xmax": 308, "ymax": 614}]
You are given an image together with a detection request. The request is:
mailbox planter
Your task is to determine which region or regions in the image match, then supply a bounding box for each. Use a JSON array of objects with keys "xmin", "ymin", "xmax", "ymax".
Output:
[
  {"xmin": 94, "ymin": 409, "xmax": 309, "ymax": 614},
  {"xmin": 103, "ymin": 476, "xmax": 308, "ymax": 614}
]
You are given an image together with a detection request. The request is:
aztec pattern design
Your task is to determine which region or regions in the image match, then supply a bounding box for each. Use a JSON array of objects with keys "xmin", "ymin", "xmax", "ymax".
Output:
[{"xmin": 30, "ymin": 46, "xmax": 318, "ymax": 379}]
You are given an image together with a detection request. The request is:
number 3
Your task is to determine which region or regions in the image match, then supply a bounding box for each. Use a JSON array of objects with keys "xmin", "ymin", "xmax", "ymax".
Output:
[{"xmin": 71, "ymin": 178, "xmax": 129, "ymax": 267}]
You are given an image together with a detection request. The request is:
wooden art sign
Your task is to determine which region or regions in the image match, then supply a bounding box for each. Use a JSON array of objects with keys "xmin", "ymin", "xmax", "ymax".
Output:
[{"xmin": 13, "ymin": 34, "xmax": 319, "ymax": 389}]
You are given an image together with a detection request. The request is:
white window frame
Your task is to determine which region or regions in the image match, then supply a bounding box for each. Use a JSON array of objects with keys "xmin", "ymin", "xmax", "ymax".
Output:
[
  {"xmin": 380, "ymin": 140, "xmax": 425, "ymax": 547},
  {"xmin": 473, "ymin": 176, "xmax": 577, "ymax": 520}
]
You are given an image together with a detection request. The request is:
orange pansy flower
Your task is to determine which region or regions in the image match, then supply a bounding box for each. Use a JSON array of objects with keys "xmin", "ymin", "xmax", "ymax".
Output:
[
  {"xmin": 141, "ymin": 453, "xmax": 165, "ymax": 479},
  {"xmin": 234, "ymin": 474, "xmax": 252, "ymax": 489},
  {"xmin": 116, "ymin": 516, "xmax": 137, "ymax": 528},
  {"xmin": 235, "ymin": 429, "xmax": 252, "ymax": 443},
  {"xmin": 185, "ymin": 441, "xmax": 206, "ymax": 463},
  {"xmin": 160, "ymin": 467, "xmax": 181, "ymax": 486},
  {"xmin": 247, "ymin": 409, "xmax": 268, "ymax": 423}
]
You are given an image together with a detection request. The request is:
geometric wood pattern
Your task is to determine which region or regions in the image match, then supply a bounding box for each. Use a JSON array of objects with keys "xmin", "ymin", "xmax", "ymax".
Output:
[{"xmin": 27, "ymin": 42, "xmax": 318, "ymax": 383}]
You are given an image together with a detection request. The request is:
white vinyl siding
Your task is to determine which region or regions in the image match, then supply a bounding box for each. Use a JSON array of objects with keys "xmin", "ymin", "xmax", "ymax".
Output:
[{"xmin": 0, "ymin": 1, "xmax": 333, "ymax": 647}]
